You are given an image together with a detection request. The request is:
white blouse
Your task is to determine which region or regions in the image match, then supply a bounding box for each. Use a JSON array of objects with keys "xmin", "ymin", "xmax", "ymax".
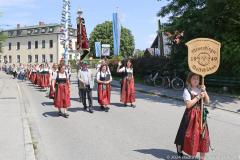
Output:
[
  {"xmin": 96, "ymin": 71, "xmax": 112, "ymax": 81},
  {"xmin": 52, "ymin": 72, "xmax": 68, "ymax": 80},
  {"xmin": 183, "ymin": 88, "xmax": 201, "ymax": 102},
  {"xmin": 118, "ymin": 67, "xmax": 133, "ymax": 73}
]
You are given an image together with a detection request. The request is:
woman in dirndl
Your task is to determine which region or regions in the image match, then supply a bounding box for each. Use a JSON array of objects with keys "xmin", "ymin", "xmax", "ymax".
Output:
[
  {"xmin": 52, "ymin": 64, "xmax": 71, "ymax": 118},
  {"xmin": 174, "ymin": 72, "xmax": 210, "ymax": 160},
  {"xmin": 96, "ymin": 64, "xmax": 112, "ymax": 112},
  {"xmin": 41, "ymin": 64, "xmax": 50, "ymax": 89},
  {"xmin": 37, "ymin": 64, "xmax": 43, "ymax": 87},
  {"xmin": 30, "ymin": 65, "xmax": 37, "ymax": 84},
  {"xmin": 49, "ymin": 63, "xmax": 58, "ymax": 99},
  {"xmin": 117, "ymin": 59, "xmax": 136, "ymax": 107}
]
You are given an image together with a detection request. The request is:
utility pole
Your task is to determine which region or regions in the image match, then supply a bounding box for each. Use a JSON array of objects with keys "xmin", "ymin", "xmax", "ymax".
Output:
[{"xmin": 158, "ymin": 19, "xmax": 164, "ymax": 56}]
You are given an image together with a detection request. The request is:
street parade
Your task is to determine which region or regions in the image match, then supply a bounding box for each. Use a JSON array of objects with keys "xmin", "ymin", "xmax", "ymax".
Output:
[{"xmin": 0, "ymin": 0, "xmax": 240, "ymax": 160}]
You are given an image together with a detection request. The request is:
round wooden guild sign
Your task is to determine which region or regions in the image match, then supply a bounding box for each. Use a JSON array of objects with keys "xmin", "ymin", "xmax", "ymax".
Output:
[{"xmin": 186, "ymin": 38, "xmax": 221, "ymax": 77}]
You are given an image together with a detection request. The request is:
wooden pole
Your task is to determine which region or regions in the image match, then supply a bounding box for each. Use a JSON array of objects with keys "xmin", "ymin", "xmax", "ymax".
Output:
[{"xmin": 201, "ymin": 76, "xmax": 205, "ymax": 130}]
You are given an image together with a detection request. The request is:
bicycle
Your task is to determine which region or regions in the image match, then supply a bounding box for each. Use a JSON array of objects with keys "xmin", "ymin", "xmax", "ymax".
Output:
[
  {"xmin": 162, "ymin": 70, "xmax": 184, "ymax": 90},
  {"xmin": 144, "ymin": 70, "xmax": 164, "ymax": 87}
]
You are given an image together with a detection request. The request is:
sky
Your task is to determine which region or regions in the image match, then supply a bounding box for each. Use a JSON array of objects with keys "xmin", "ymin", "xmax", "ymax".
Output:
[{"xmin": 0, "ymin": 0, "xmax": 169, "ymax": 50}]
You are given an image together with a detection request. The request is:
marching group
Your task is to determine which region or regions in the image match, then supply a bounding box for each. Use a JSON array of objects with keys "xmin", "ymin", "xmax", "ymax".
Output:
[
  {"xmin": 2, "ymin": 58, "xmax": 136, "ymax": 117},
  {"xmin": 1, "ymin": 59, "xmax": 211, "ymax": 160}
]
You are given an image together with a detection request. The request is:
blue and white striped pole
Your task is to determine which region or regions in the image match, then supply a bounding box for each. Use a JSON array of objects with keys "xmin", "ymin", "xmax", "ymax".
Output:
[{"xmin": 112, "ymin": 12, "xmax": 121, "ymax": 56}]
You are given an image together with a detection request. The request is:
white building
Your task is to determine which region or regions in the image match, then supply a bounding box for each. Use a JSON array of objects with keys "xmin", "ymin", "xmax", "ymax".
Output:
[{"xmin": 0, "ymin": 22, "xmax": 79, "ymax": 65}]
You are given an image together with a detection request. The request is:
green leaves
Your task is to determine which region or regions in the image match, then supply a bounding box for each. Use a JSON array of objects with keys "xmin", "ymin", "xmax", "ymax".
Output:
[
  {"xmin": 89, "ymin": 21, "xmax": 135, "ymax": 58},
  {"xmin": 157, "ymin": 0, "xmax": 240, "ymax": 79}
]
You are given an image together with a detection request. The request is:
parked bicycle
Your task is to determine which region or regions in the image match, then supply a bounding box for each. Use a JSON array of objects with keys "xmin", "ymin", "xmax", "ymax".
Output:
[
  {"xmin": 162, "ymin": 70, "xmax": 185, "ymax": 90},
  {"xmin": 144, "ymin": 70, "xmax": 164, "ymax": 87}
]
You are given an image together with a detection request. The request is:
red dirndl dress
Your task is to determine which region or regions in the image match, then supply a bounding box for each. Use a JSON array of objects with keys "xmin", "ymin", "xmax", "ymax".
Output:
[
  {"xmin": 42, "ymin": 72, "xmax": 50, "ymax": 88},
  {"xmin": 98, "ymin": 83, "xmax": 111, "ymax": 105},
  {"xmin": 49, "ymin": 84, "xmax": 54, "ymax": 99},
  {"xmin": 36, "ymin": 73, "xmax": 42, "ymax": 86},
  {"xmin": 30, "ymin": 72, "xmax": 36, "ymax": 83},
  {"xmin": 54, "ymin": 73, "xmax": 71, "ymax": 108},
  {"xmin": 120, "ymin": 75, "xmax": 136, "ymax": 103},
  {"xmin": 174, "ymin": 92, "xmax": 210, "ymax": 156}
]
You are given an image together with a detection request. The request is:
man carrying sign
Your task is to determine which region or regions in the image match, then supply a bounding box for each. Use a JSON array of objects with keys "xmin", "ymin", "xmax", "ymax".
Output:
[{"xmin": 174, "ymin": 38, "xmax": 220, "ymax": 160}]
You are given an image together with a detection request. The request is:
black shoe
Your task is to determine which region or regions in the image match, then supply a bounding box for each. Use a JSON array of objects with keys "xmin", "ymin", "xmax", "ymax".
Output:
[
  {"xmin": 100, "ymin": 106, "xmax": 105, "ymax": 110},
  {"xmin": 89, "ymin": 108, "xmax": 94, "ymax": 113},
  {"xmin": 177, "ymin": 152, "xmax": 184, "ymax": 159},
  {"xmin": 105, "ymin": 107, "xmax": 109, "ymax": 112},
  {"xmin": 124, "ymin": 103, "xmax": 127, "ymax": 107},
  {"xmin": 62, "ymin": 113, "xmax": 69, "ymax": 118},
  {"xmin": 83, "ymin": 106, "xmax": 87, "ymax": 111},
  {"xmin": 131, "ymin": 104, "xmax": 136, "ymax": 108},
  {"xmin": 58, "ymin": 111, "xmax": 63, "ymax": 116}
]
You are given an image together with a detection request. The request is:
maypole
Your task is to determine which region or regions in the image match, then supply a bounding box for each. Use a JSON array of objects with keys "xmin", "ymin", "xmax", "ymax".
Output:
[{"xmin": 61, "ymin": 0, "xmax": 72, "ymax": 64}]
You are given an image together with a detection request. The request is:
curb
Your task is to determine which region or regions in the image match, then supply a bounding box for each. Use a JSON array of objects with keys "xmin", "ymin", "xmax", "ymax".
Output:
[
  {"xmin": 17, "ymin": 83, "xmax": 36, "ymax": 160},
  {"xmin": 111, "ymin": 83, "xmax": 240, "ymax": 115}
]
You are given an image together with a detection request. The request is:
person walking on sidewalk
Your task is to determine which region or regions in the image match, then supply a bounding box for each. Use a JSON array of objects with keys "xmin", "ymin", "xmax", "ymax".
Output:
[
  {"xmin": 117, "ymin": 59, "xmax": 136, "ymax": 107},
  {"xmin": 52, "ymin": 64, "xmax": 71, "ymax": 118},
  {"xmin": 96, "ymin": 64, "xmax": 112, "ymax": 112},
  {"xmin": 174, "ymin": 72, "xmax": 210, "ymax": 160},
  {"xmin": 77, "ymin": 61, "xmax": 94, "ymax": 113}
]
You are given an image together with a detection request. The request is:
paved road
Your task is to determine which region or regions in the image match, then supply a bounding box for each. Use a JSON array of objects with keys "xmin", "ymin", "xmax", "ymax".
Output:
[{"xmin": 1, "ymin": 72, "xmax": 240, "ymax": 160}]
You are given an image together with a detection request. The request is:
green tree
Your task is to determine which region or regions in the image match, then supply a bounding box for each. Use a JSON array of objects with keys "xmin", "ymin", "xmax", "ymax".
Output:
[
  {"xmin": 89, "ymin": 21, "xmax": 135, "ymax": 58},
  {"xmin": 157, "ymin": 0, "xmax": 240, "ymax": 78},
  {"xmin": 0, "ymin": 31, "xmax": 7, "ymax": 53},
  {"xmin": 0, "ymin": 12, "xmax": 7, "ymax": 53}
]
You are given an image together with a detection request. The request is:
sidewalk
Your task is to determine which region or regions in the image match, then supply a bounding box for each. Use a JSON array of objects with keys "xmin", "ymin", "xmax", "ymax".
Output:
[
  {"xmin": 0, "ymin": 72, "xmax": 25, "ymax": 160},
  {"xmin": 110, "ymin": 80, "xmax": 240, "ymax": 114},
  {"xmin": 0, "ymin": 71, "xmax": 35, "ymax": 160},
  {"xmin": 76, "ymin": 69, "xmax": 240, "ymax": 114}
]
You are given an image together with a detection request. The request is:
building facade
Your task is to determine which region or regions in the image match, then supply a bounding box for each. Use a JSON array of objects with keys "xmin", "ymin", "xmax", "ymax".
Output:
[{"xmin": 0, "ymin": 22, "xmax": 79, "ymax": 65}]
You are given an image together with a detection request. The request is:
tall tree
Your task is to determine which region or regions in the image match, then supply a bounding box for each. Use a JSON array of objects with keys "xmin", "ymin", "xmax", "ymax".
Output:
[
  {"xmin": 157, "ymin": 0, "xmax": 240, "ymax": 78},
  {"xmin": 0, "ymin": 12, "xmax": 7, "ymax": 53},
  {"xmin": 89, "ymin": 21, "xmax": 135, "ymax": 58}
]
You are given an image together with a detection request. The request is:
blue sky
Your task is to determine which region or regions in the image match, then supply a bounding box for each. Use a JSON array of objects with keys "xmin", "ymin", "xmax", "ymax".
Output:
[{"xmin": 0, "ymin": 0, "xmax": 169, "ymax": 50}]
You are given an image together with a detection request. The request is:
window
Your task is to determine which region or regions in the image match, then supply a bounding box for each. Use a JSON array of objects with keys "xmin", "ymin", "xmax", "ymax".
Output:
[
  {"xmin": 28, "ymin": 41, "xmax": 31, "ymax": 49},
  {"xmin": 49, "ymin": 40, "xmax": 53, "ymax": 48},
  {"xmin": 4, "ymin": 56, "xmax": 7, "ymax": 63},
  {"xmin": 49, "ymin": 54, "xmax": 53, "ymax": 63},
  {"xmin": 17, "ymin": 30, "xmax": 21, "ymax": 36},
  {"xmin": 69, "ymin": 54, "xmax": 72, "ymax": 60},
  {"xmin": 17, "ymin": 55, "xmax": 20, "ymax": 63},
  {"xmin": 17, "ymin": 42, "xmax": 20, "ymax": 50},
  {"xmin": 8, "ymin": 43, "xmax": 11, "ymax": 50},
  {"xmin": 27, "ymin": 30, "xmax": 31, "ymax": 35},
  {"xmin": 34, "ymin": 29, "xmax": 39, "ymax": 33},
  {"xmin": 42, "ymin": 40, "xmax": 45, "ymax": 48},
  {"xmin": 9, "ymin": 56, "xmax": 12, "ymax": 63},
  {"xmin": 28, "ymin": 55, "xmax": 32, "ymax": 63},
  {"xmin": 35, "ymin": 55, "xmax": 38, "ymax": 63},
  {"xmin": 49, "ymin": 27, "xmax": 53, "ymax": 32},
  {"xmin": 42, "ymin": 54, "xmax": 46, "ymax": 63},
  {"xmin": 35, "ymin": 41, "xmax": 38, "ymax": 49}
]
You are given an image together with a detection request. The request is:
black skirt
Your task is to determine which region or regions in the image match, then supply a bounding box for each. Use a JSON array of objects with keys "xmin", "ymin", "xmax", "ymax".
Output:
[{"xmin": 174, "ymin": 109, "xmax": 190, "ymax": 147}]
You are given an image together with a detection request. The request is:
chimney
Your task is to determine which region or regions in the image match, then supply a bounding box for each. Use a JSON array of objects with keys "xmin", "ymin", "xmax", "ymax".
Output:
[
  {"xmin": 17, "ymin": 24, "xmax": 20, "ymax": 28},
  {"xmin": 39, "ymin": 21, "xmax": 45, "ymax": 26}
]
